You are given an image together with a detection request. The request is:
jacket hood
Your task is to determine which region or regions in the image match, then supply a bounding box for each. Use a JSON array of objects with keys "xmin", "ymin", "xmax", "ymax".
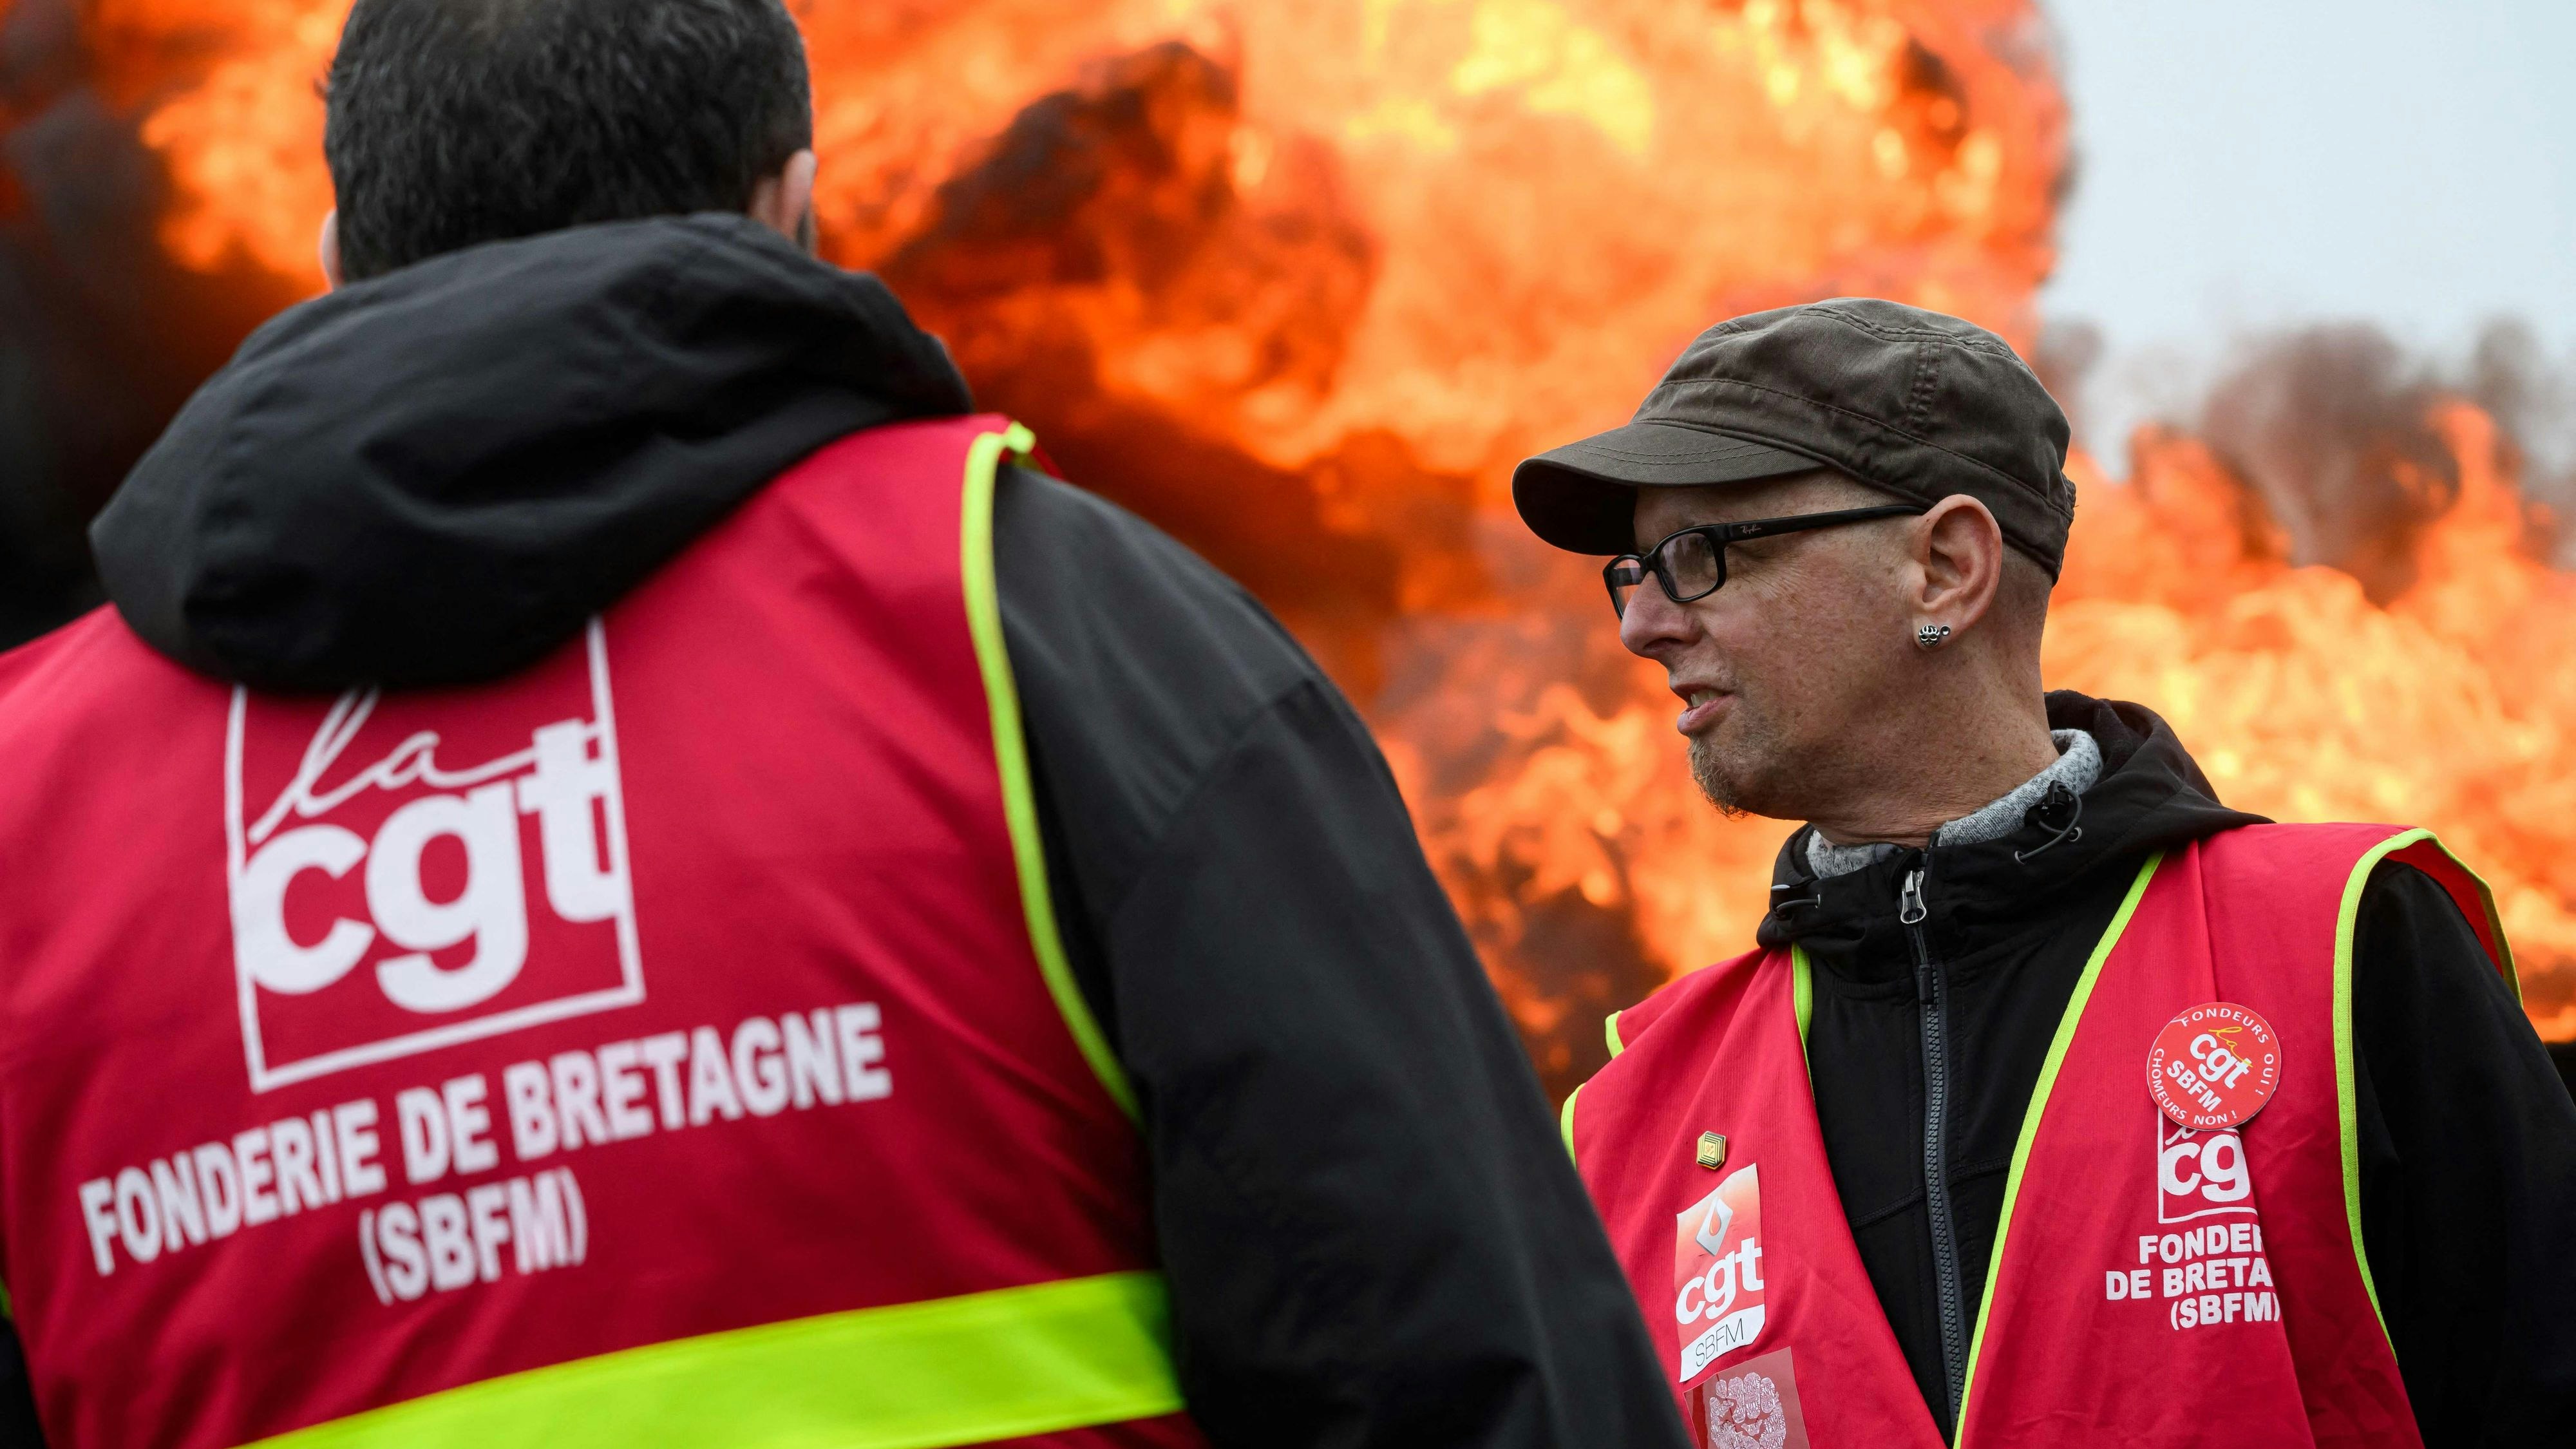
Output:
[
  {"xmin": 91, "ymin": 214, "xmax": 973, "ymax": 691},
  {"xmin": 1756, "ymin": 691, "xmax": 2266, "ymax": 972}
]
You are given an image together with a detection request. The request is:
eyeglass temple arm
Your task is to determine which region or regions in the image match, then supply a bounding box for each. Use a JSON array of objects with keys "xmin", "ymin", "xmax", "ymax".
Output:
[{"xmin": 1716, "ymin": 503, "xmax": 1925, "ymax": 542}]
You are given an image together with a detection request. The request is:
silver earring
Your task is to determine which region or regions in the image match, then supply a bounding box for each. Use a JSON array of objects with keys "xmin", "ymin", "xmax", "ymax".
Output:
[{"xmin": 1915, "ymin": 623, "xmax": 1951, "ymax": 650}]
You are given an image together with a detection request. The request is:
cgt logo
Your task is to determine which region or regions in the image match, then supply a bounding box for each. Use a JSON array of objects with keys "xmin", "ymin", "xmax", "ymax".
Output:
[
  {"xmin": 2157, "ymin": 1120, "xmax": 2256, "ymax": 1224},
  {"xmin": 224, "ymin": 621, "xmax": 643, "ymax": 1090},
  {"xmin": 1674, "ymin": 1162, "xmax": 1766, "ymax": 1383}
]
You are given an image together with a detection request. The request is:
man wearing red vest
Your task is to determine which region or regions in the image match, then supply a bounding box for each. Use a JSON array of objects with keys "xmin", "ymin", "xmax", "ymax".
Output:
[
  {"xmin": 0, "ymin": 2, "xmax": 1683, "ymax": 1446},
  {"xmin": 1516, "ymin": 299, "xmax": 2576, "ymax": 1447}
]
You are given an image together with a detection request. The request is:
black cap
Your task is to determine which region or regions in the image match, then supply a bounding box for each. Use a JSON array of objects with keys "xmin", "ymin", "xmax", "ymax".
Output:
[{"xmin": 1512, "ymin": 299, "xmax": 2074, "ymax": 576}]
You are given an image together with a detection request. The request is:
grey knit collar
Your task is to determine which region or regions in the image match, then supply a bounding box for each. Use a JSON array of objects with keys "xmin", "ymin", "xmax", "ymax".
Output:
[{"xmin": 1803, "ymin": 730, "xmax": 2102, "ymax": 880}]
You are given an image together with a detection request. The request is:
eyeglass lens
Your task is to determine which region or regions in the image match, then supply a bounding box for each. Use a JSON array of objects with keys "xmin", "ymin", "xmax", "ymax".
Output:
[
  {"xmin": 1606, "ymin": 558, "xmax": 1647, "ymax": 618},
  {"xmin": 1663, "ymin": 530, "xmax": 1722, "ymax": 600},
  {"xmin": 1606, "ymin": 530, "xmax": 1727, "ymax": 618}
]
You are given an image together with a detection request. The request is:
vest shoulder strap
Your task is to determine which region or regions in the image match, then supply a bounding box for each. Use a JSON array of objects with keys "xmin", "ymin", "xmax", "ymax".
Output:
[
  {"xmin": 1564, "ymin": 947, "xmax": 1769, "ymax": 1162},
  {"xmin": 2197, "ymin": 822, "xmax": 2511, "ymax": 990}
]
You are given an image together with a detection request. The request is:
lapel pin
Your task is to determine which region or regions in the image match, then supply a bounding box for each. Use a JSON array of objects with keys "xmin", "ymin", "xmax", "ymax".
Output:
[{"xmin": 1696, "ymin": 1132, "xmax": 1728, "ymax": 1170}]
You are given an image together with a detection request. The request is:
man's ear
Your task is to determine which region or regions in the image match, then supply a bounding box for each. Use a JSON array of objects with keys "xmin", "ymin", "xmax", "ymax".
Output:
[
  {"xmin": 748, "ymin": 149, "xmax": 820, "ymax": 249},
  {"xmin": 1913, "ymin": 494, "xmax": 2007, "ymax": 636},
  {"xmin": 318, "ymin": 209, "xmax": 345, "ymax": 290}
]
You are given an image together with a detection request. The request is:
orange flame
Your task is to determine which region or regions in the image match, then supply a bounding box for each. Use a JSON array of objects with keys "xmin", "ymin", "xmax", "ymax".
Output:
[
  {"xmin": 78, "ymin": 0, "xmax": 2576, "ymax": 1088},
  {"xmin": 2052, "ymin": 408, "xmax": 2576, "ymax": 1039}
]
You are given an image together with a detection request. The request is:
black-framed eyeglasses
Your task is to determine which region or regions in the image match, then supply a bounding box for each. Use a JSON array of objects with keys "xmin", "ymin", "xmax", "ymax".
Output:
[{"xmin": 1604, "ymin": 505, "xmax": 1926, "ymax": 618}]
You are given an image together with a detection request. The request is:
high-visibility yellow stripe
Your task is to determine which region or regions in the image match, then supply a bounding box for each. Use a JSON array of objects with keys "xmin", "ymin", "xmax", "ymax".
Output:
[
  {"xmin": 245, "ymin": 1271, "xmax": 1185, "ymax": 1449},
  {"xmin": 1575, "ymin": 1012, "xmax": 1627, "ymax": 1158},
  {"xmin": 1788, "ymin": 945, "xmax": 1815, "ymax": 1083},
  {"xmin": 1955, "ymin": 854, "xmax": 2162, "ymax": 1447},
  {"xmin": 1789, "ymin": 947, "xmax": 1812, "ymax": 1046},
  {"xmin": 958, "ymin": 423, "xmax": 1139, "ymax": 1121},
  {"xmin": 2329, "ymin": 828, "xmax": 2514, "ymax": 1336},
  {"xmin": 2333, "ymin": 829, "xmax": 2428, "ymax": 1338}
]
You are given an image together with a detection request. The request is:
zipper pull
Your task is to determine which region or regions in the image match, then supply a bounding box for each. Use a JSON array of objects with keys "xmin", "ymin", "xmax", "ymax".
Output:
[{"xmin": 1900, "ymin": 867, "xmax": 1935, "ymax": 1002}]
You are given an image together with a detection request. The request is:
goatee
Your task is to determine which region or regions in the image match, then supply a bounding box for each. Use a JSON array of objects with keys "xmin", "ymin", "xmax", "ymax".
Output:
[{"xmin": 1687, "ymin": 735, "xmax": 1750, "ymax": 820}]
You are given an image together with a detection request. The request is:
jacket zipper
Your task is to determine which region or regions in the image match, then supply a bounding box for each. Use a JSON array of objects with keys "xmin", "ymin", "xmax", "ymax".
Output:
[{"xmin": 1902, "ymin": 862, "xmax": 1971, "ymax": 1435}]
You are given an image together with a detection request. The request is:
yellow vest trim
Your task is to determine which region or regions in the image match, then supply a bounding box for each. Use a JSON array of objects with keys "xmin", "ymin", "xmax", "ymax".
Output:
[
  {"xmin": 245, "ymin": 1270, "xmax": 1185, "ymax": 1448},
  {"xmin": 2329, "ymin": 828, "xmax": 2514, "ymax": 1338},
  {"xmin": 958, "ymin": 422, "xmax": 1139, "ymax": 1121},
  {"xmin": 1955, "ymin": 854, "xmax": 2163, "ymax": 1446}
]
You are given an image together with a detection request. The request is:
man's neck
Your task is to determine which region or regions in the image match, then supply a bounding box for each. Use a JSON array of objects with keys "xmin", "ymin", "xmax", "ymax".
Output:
[
  {"xmin": 1805, "ymin": 730, "xmax": 2099, "ymax": 878},
  {"xmin": 1805, "ymin": 700, "xmax": 2063, "ymax": 849}
]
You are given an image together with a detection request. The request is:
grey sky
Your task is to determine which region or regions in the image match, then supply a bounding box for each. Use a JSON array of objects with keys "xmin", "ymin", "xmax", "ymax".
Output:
[{"xmin": 2040, "ymin": 0, "xmax": 2576, "ymax": 455}]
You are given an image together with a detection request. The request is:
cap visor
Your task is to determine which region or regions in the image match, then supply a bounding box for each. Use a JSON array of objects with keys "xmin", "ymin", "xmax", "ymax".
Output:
[{"xmin": 1511, "ymin": 422, "xmax": 1824, "ymax": 554}]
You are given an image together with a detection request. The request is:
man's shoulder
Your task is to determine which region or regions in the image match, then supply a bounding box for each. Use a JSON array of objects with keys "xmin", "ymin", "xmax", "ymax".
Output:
[
  {"xmin": 1569, "ymin": 947, "xmax": 1777, "ymax": 1177},
  {"xmin": 0, "ymin": 604, "xmax": 112, "ymax": 699},
  {"xmin": 2186, "ymin": 824, "xmax": 2523, "ymax": 1023},
  {"xmin": 0, "ymin": 604, "xmax": 229, "ymax": 851},
  {"xmin": 990, "ymin": 464, "xmax": 1347, "ymax": 905},
  {"xmin": 0, "ymin": 604, "xmax": 208, "ymax": 739},
  {"xmin": 1602, "ymin": 946, "xmax": 1777, "ymax": 1065},
  {"xmin": 2194, "ymin": 820, "xmax": 2461, "ymax": 893}
]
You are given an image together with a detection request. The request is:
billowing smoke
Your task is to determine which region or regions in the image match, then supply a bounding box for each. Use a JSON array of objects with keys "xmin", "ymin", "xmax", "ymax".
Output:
[
  {"xmin": 2463, "ymin": 318, "xmax": 2576, "ymax": 558},
  {"xmin": 874, "ymin": 41, "xmax": 1485, "ymax": 692},
  {"xmin": 2139, "ymin": 319, "xmax": 2576, "ymax": 603},
  {"xmin": 2202, "ymin": 325, "xmax": 2471, "ymax": 603},
  {"xmin": 0, "ymin": 0, "xmax": 306, "ymax": 645}
]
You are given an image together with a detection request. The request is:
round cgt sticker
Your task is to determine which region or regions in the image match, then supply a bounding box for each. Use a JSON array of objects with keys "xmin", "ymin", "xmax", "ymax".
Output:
[{"xmin": 2146, "ymin": 1002, "xmax": 2281, "ymax": 1130}]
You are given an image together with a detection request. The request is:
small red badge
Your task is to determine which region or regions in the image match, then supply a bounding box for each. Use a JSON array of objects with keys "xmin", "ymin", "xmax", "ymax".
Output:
[{"xmin": 2146, "ymin": 1002, "xmax": 2281, "ymax": 1130}]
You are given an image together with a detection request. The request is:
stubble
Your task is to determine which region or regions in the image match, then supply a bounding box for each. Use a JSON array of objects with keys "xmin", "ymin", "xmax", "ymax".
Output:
[{"xmin": 1687, "ymin": 714, "xmax": 1783, "ymax": 820}]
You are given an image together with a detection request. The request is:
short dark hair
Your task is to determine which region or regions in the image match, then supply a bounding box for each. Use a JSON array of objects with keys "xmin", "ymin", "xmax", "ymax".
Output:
[{"xmin": 324, "ymin": 0, "xmax": 812, "ymax": 280}]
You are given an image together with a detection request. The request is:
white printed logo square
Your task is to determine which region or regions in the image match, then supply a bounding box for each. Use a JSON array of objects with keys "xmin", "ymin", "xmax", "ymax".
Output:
[{"xmin": 224, "ymin": 621, "xmax": 643, "ymax": 1090}]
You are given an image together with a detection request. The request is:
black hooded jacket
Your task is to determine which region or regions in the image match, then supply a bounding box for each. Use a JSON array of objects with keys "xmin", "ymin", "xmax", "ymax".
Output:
[
  {"xmin": 1771, "ymin": 692, "xmax": 2576, "ymax": 1446},
  {"xmin": 50, "ymin": 216, "xmax": 1686, "ymax": 1449}
]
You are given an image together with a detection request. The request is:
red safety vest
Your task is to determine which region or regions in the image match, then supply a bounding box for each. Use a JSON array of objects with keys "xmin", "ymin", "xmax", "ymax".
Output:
[
  {"xmin": 1564, "ymin": 825, "xmax": 2515, "ymax": 1448},
  {"xmin": 0, "ymin": 416, "xmax": 1206, "ymax": 1448}
]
